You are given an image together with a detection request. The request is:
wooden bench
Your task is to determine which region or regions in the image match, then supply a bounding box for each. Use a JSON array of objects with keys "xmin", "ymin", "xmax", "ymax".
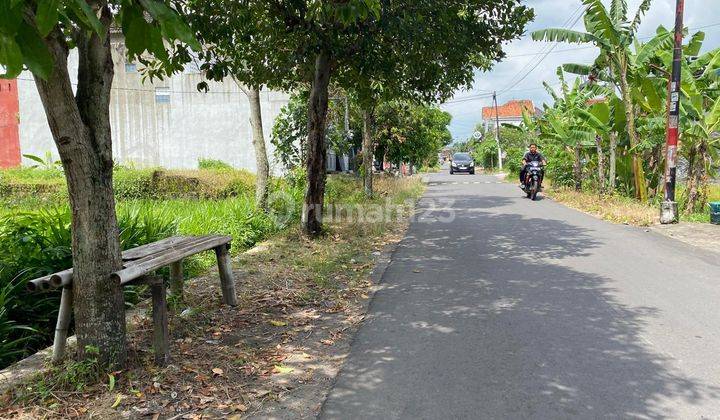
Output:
[{"xmin": 26, "ymin": 235, "xmax": 237, "ymax": 366}]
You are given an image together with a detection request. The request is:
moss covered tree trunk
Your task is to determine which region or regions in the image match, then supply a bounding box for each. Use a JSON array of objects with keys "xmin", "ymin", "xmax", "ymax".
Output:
[
  {"xmin": 33, "ymin": 15, "xmax": 126, "ymax": 367},
  {"xmin": 244, "ymin": 87, "xmax": 270, "ymax": 212},
  {"xmin": 302, "ymin": 50, "xmax": 332, "ymax": 236}
]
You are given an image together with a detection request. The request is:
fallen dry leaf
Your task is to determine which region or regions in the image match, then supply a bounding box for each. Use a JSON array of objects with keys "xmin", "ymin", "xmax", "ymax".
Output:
[
  {"xmin": 212, "ymin": 368, "xmax": 224, "ymax": 377},
  {"xmin": 272, "ymin": 365, "xmax": 295, "ymax": 374}
]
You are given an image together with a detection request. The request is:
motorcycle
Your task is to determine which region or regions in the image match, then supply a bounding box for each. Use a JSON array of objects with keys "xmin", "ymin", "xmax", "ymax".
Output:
[{"xmin": 522, "ymin": 161, "xmax": 544, "ymax": 201}]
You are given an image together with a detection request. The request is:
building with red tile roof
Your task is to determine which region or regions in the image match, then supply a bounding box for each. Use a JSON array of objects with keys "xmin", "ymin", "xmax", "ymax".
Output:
[{"xmin": 482, "ymin": 100, "xmax": 538, "ymax": 130}]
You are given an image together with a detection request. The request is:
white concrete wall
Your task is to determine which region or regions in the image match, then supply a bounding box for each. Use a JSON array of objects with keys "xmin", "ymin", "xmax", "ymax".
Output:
[
  {"xmin": 484, "ymin": 118, "xmax": 522, "ymax": 132},
  {"xmin": 17, "ymin": 40, "xmax": 289, "ymax": 174}
]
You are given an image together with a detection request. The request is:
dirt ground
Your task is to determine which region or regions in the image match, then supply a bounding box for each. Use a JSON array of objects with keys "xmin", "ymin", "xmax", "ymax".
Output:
[
  {"xmin": 651, "ymin": 222, "xmax": 719, "ymax": 255},
  {"xmin": 0, "ymin": 217, "xmax": 409, "ymax": 419}
]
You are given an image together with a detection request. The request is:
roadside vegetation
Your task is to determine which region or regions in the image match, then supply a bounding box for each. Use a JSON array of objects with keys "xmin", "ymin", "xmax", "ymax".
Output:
[
  {"xmin": 455, "ymin": 0, "xmax": 720, "ymax": 225},
  {"xmin": 0, "ymin": 0, "xmax": 533, "ymax": 371},
  {"xmin": 0, "ymin": 173, "xmax": 423, "ymax": 418},
  {"xmin": 0, "ymin": 165, "xmax": 422, "ymax": 371}
]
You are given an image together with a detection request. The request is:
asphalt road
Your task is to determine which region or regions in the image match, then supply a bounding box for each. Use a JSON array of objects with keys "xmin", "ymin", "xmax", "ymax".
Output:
[{"xmin": 320, "ymin": 171, "xmax": 720, "ymax": 419}]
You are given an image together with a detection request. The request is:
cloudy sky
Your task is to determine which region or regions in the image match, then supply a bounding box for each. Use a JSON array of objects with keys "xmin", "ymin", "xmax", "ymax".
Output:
[{"xmin": 441, "ymin": 0, "xmax": 720, "ymax": 142}]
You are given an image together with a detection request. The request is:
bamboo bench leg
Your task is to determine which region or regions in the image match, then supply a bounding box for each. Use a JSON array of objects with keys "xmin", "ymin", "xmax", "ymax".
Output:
[
  {"xmin": 52, "ymin": 286, "xmax": 73, "ymax": 363},
  {"xmin": 214, "ymin": 244, "xmax": 238, "ymax": 306},
  {"xmin": 150, "ymin": 277, "xmax": 170, "ymax": 366},
  {"xmin": 169, "ymin": 260, "xmax": 184, "ymax": 302}
]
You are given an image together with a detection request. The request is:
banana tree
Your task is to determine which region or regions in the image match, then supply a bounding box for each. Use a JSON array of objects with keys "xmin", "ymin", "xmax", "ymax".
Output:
[
  {"xmin": 635, "ymin": 28, "xmax": 720, "ymax": 212},
  {"xmin": 533, "ymin": 0, "xmax": 656, "ymax": 201},
  {"xmin": 675, "ymin": 49, "xmax": 720, "ymax": 213},
  {"xmin": 538, "ymin": 69, "xmax": 604, "ymax": 191},
  {"xmin": 577, "ymin": 101, "xmax": 612, "ymax": 192}
]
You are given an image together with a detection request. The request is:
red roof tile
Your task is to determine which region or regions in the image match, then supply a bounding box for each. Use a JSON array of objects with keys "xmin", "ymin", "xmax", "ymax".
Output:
[{"xmin": 482, "ymin": 100, "xmax": 535, "ymax": 120}]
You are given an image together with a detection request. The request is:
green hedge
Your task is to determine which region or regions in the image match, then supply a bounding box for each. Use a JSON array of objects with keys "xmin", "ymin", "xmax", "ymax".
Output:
[{"xmin": 1, "ymin": 167, "xmax": 258, "ymax": 204}]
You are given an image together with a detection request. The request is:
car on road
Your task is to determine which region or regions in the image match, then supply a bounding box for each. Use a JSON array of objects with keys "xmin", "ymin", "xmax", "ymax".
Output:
[{"xmin": 450, "ymin": 153, "xmax": 475, "ymax": 175}]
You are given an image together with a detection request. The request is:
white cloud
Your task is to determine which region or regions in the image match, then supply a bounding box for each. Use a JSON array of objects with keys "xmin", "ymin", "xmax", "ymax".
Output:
[{"xmin": 443, "ymin": 0, "xmax": 720, "ymax": 142}]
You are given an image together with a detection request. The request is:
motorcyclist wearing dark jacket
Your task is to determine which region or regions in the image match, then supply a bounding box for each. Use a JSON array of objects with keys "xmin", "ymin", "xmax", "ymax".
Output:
[{"xmin": 520, "ymin": 144, "xmax": 547, "ymax": 187}]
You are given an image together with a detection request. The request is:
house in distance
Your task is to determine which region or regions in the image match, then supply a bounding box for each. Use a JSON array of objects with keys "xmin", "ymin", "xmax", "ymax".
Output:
[{"xmin": 482, "ymin": 99, "xmax": 540, "ymax": 131}]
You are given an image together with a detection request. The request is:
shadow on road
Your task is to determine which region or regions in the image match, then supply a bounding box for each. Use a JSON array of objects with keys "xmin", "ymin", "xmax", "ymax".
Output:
[{"xmin": 321, "ymin": 193, "xmax": 720, "ymax": 418}]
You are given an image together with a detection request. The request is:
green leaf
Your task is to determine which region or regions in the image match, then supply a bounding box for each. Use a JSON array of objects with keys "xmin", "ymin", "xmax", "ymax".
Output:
[
  {"xmin": 562, "ymin": 63, "xmax": 593, "ymax": 76},
  {"xmin": 531, "ymin": 28, "xmax": 599, "ymax": 45},
  {"xmin": 68, "ymin": 0, "xmax": 105, "ymax": 37},
  {"xmin": 22, "ymin": 154, "xmax": 47, "ymax": 164},
  {"xmin": 0, "ymin": 1, "xmax": 23, "ymax": 34},
  {"xmin": 610, "ymin": 0, "xmax": 627, "ymax": 23},
  {"xmin": 139, "ymin": 0, "xmax": 200, "ymax": 50},
  {"xmin": 16, "ymin": 23, "xmax": 53, "ymax": 80},
  {"xmin": 583, "ymin": 0, "xmax": 620, "ymax": 46},
  {"xmin": 124, "ymin": 13, "xmax": 151, "ymax": 57},
  {"xmin": 36, "ymin": 0, "xmax": 61, "ymax": 37},
  {"xmin": 547, "ymin": 114, "xmax": 569, "ymax": 139},
  {"xmin": 630, "ymin": 0, "xmax": 652, "ymax": 33},
  {"xmin": 0, "ymin": 34, "xmax": 23, "ymax": 78},
  {"xmin": 640, "ymin": 78, "xmax": 662, "ymax": 111},
  {"xmin": 107, "ymin": 373, "xmax": 116, "ymax": 392},
  {"xmin": 685, "ymin": 31, "xmax": 705, "ymax": 57},
  {"xmin": 707, "ymin": 99, "xmax": 720, "ymax": 132},
  {"xmin": 636, "ymin": 31, "xmax": 672, "ymax": 66}
]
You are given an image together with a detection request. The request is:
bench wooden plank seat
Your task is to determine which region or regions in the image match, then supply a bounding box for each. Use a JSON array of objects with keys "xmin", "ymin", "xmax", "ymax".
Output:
[{"xmin": 25, "ymin": 235, "xmax": 237, "ymax": 365}]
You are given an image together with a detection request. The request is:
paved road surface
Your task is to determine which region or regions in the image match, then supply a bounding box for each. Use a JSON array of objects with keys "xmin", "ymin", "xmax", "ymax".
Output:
[{"xmin": 321, "ymin": 171, "xmax": 720, "ymax": 419}]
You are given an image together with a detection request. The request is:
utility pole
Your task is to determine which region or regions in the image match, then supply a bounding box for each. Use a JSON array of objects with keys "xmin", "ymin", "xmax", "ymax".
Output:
[
  {"xmin": 660, "ymin": 0, "xmax": 684, "ymax": 224},
  {"xmin": 492, "ymin": 91, "xmax": 503, "ymax": 170}
]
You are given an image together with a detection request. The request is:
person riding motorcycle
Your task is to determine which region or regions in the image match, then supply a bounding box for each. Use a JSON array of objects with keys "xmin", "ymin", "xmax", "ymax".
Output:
[{"xmin": 520, "ymin": 143, "xmax": 547, "ymax": 188}]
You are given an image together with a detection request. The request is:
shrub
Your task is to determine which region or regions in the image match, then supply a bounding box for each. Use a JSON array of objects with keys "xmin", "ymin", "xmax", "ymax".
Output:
[
  {"xmin": 198, "ymin": 158, "xmax": 234, "ymax": 171},
  {"xmin": 0, "ymin": 207, "xmax": 179, "ymax": 369},
  {"xmin": 544, "ymin": 146, "xmax": 576, "ymax": 188},
  {"xmin": 3, "ymin": 167, "xmax": 258, "ymax": 203},
  {"xmin": 504, "ymin": 147, "xmax": 525, "ymax": 175},
  {"xmin": 0, "ymin": 282, "xmax": 35, "ymax": 368},
  {"xmin": 113, "ymin": 167, "xmax": 156, "ymax": 200}
]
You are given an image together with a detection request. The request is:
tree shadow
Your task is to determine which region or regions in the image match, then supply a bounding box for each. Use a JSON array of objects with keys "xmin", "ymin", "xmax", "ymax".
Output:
[{"xmin": 321, "ymin": 198, "xmax": 720, "ymax": 419}]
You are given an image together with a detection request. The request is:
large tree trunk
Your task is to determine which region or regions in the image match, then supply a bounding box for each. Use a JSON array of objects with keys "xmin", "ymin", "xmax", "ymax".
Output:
[
  {"xmin": 609, "ymin": 132, "xmax": 617, "ymax": 194},
  {"xmin": 302, "ymin": 50, "xmax": 332, "ymax": 236},
  {"xmin": 242, "ymin": 86, "xmax": 270, "ymax": 211},
  {"xmin": 34, "ymin": 18, "xmax": 126, "ymax": 366},
  {"xmin": 573, "ymin": 143, "xmax": 582, "ymax": 192},
  {"xmin": 361, "ymin": 107, "xmax": 374, "ymax": 198},
  {"xmin": 595, "ymin": 135, "xmax": 605, "ymax": 193},
  {"xmin": 619, "ymin": 62, "xmax": 648, "ymax": 201}
]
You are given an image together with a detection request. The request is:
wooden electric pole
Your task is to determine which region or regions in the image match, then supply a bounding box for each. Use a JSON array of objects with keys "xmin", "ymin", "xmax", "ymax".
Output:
[{"xmin": 660, "ymin": 0, "xmax": 685, "ymax": 224}]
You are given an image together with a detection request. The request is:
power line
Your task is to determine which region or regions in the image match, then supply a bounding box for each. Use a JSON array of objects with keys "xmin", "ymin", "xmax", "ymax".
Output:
[
  {"xmin": 442, "ymin": 81, "xmax": 567, "ymax": 106},
  {"xmin": 498, "ymin": 4, "xmax": 586, "ymax": 91},
  {"xmin": 498, "ymin": 4, "xmax": 587, "ymax": 95},
  {"xmin": 502, "ymin": 22, "xmax": 720, "ymax": 59},
  {"xmin": 442, "ymin": 6, "xmax": 586, "ymax": 108},
  {"xmin": 16, "ymin": 76, "xmax": 248, "ymax": 96},
  {"xmin": 442, "ymin": 93, "xmax": 495, "ymax": 105}
]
